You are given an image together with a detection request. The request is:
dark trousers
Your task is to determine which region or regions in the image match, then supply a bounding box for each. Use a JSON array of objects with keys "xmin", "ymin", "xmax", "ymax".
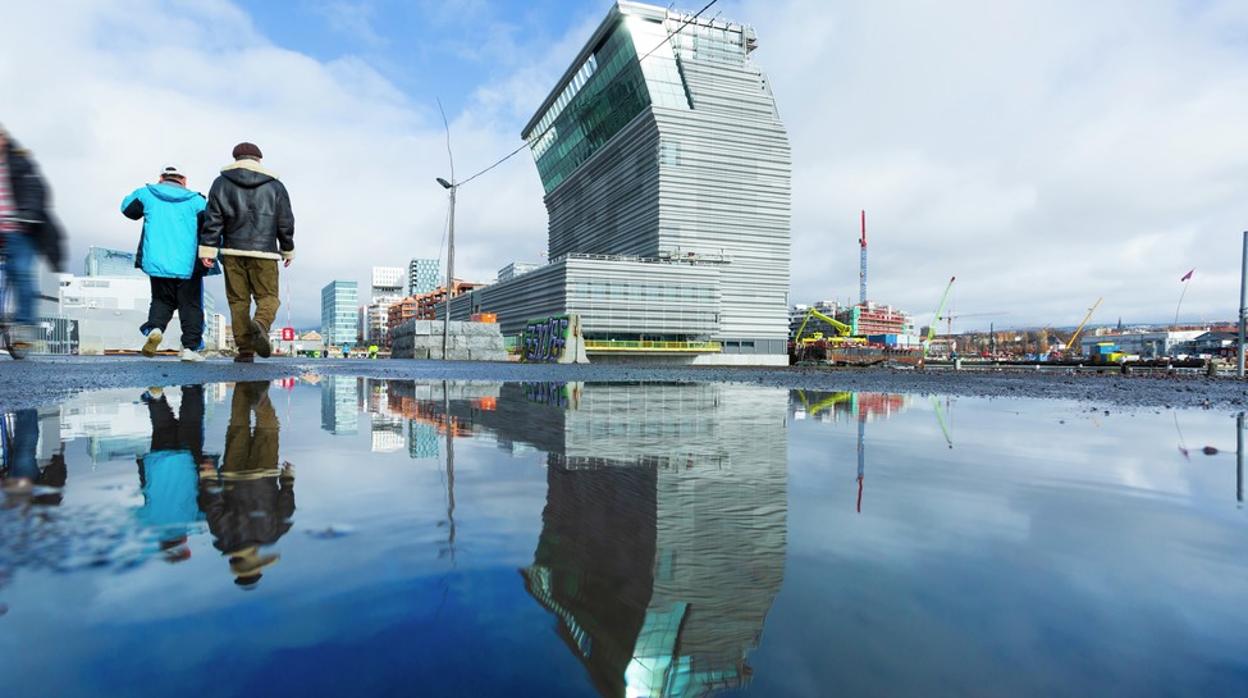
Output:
[
  {"xmin": 6, "ymin": 409, "xmax": 40, "ymax": 481},
  {"xmin": 147, "ymin": 385, "xmax": 205, "ymax": 461},
  {"xmin": 143, "ymin": 276, "xmax": 204, "ymax": 350}
]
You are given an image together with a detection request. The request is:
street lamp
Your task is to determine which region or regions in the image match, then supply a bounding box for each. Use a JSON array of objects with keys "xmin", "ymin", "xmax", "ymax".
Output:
[{"xmin": 438, "ymin": 177, "xmax": 456, "ymax": 360}]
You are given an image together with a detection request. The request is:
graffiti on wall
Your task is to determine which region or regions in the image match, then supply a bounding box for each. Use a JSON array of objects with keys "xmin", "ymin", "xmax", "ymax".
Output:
[{"xmin": 522, "ymin": 314, "xmax": 572, "ymax": 363}]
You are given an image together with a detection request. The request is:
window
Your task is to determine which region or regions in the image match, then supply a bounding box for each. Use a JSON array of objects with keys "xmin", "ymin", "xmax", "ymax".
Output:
[{"xmin": 659, "ymin": 139, "xmax": 682, "ymax": 166}]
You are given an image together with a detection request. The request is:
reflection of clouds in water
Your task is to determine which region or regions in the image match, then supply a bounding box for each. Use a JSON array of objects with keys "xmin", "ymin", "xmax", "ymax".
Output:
[
  {"xmin": 773, "ymin": 396, "xmax": 1248, "ymax": 694},
  {"xmin": 4, "ymin": 380, "xmax": 1246, "ymax": 696}
]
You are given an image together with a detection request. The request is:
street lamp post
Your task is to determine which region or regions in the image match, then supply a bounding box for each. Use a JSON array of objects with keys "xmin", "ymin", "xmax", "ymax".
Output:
[
  {"xmin": 1238, "ymin": 231, "xmax": 1247, "ymax": 378},
  {"xmin": 437, "ymin": 177, "xmax": 455, "ymax": 360}
]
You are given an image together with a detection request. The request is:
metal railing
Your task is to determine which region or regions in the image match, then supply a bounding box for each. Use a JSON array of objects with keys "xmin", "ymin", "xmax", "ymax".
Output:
[{"xmin": 583, "ymin": 339, "xmax": 721, "ymax": 353}]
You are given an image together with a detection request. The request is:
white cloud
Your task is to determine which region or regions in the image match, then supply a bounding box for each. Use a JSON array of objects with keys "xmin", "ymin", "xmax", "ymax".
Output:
[
  {"xmin": 3, "ymin": 0, "xmax": 1247, "ymax": 329},
  {"xmin": 1, "ymin": 0, "xmax": 548, "ymax": 327},
  {"xmin": 742, "ymin": 0, "xmax": 1248, "ymax": 326}
]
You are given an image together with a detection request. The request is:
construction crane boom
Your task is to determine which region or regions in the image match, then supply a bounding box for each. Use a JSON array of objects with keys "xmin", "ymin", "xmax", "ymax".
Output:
[
  {"xmin": 794, "ymin": 307, "xmax": 855, "ymax": 342},
  {"xmin": 859, "ymin": 210, "xmax": 868, "ymax": 305},
  {"xmin": 923, "ymin": 276, "xmax": 957, "ymax": 359},
  {"xmin": 1065, "ymin": 297, "xmax": 1103, "ymax": 353}
]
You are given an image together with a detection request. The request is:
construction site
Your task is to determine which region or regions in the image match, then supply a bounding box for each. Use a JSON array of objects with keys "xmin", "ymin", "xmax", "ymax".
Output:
[
  {"xmin": 788, "ymin": 211, "xmax": 926, "ymax": 366},
  {"xmin": 789, "ymin": 212, "xmax": 1238, "ymax": 374}
]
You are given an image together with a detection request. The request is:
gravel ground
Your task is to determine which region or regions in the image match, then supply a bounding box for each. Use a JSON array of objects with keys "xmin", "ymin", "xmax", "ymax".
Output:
[{"xmin": 0, "ymin": 355, "xmax": 1244, "ymax": 413}]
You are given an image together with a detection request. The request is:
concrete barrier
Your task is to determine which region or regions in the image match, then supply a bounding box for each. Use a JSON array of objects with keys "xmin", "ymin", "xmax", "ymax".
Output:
[{"xmin": 390, "ymin": 320, "xmax": 506, "ymax": 361}]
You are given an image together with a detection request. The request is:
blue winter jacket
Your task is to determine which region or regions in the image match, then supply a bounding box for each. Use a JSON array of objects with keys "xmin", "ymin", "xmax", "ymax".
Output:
[
  {"xmin": 121, "ymin": 183, "xmax": 207, "ymax": 279},
  {"xmin": 136, "ymin": 450, "xmax": 203, "ymax": 533}
]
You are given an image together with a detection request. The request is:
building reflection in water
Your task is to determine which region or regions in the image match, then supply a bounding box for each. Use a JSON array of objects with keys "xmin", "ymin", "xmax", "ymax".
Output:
[
  {"xmin": 384, "ymin": 380, "xmax": 789, "ymax": 697},
  {"xmin": 321, "ymin": 376, "xmax": 360, "ymax": 436}
]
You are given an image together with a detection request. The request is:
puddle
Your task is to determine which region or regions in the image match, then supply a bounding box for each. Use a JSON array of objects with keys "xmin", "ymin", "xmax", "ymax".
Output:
[{"xmin": 0, "ymin": 380, "xmax": 1245, "ymax": 696}]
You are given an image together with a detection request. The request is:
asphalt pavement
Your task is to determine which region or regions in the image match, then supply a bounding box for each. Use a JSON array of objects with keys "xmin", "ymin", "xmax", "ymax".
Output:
[{"xmin": 0, "ymin": 355, "xmax": 1243, "ymax": 413}]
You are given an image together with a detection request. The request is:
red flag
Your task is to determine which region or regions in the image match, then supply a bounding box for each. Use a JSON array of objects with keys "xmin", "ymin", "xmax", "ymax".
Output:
[{"xmin": 1180, "ymin": 269, "xmax": 1194, "ymax": 282}]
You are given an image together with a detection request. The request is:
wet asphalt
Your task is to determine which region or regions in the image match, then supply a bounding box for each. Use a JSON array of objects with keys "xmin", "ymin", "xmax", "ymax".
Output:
[{"xmin": 1, "ymin": 355, "xmax": 1244, "ymax": 413}]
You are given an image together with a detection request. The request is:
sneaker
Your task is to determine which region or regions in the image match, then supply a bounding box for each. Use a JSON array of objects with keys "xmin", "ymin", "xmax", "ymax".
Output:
[
  {"xmin": 180, "ymin": 348, "xmax": 205, "ymax": 363},
  {"xmin": 250, "ymin": 320, "xmax": 272, "ymax": 358},
  {"xmin": 234, "ymin": 353, "xmax": 255, "ymax": 364},
  {"xmin": 142, "ymin": 329, "xmax": 163, "ymax": 357}
]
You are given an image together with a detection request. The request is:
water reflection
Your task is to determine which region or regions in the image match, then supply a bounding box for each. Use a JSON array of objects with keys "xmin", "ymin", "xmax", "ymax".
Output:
[
  {"xmin": 3, "ymin": 381, "xmax": 1247, "ymax": 696},
  {"xmin": 200, "ymin": 381, "xmax": 295, "ymax": 587},
  {"xmin": 0, "ymin": 408, "xmax": 66, "ymax": 504},
  {"xmin": 791, "ymin": 390, "xmax": 911, "ymax": 513},
  {"xmin": 320, "ymin": 375, "xmax": 359, "ymax": 435},
  {"xmin": 368, "ymin": 381, "xmax": 790, "ymax": 696},
  {"xmin": 137, "ymin": 386, "xmax": 212, "ymax": 561}
]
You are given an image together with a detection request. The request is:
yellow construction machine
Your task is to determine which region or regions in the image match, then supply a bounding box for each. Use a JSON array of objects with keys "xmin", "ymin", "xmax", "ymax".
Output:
[{"xmin": 793, "ymin": 308, "xmax": 867, "ymax": 346}]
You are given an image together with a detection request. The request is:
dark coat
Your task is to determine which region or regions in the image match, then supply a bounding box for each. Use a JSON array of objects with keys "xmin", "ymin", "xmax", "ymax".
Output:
[
  {"xmin": 198, "ymin": 474, "xmax": 295, "ymax": 554},
  {"xmin": 4, "ymin": 142, "xmax": 65, "ymax": 271},
  {"xmin": 199, "ymin": 160, "xmax": 294, "ymax": 261}
]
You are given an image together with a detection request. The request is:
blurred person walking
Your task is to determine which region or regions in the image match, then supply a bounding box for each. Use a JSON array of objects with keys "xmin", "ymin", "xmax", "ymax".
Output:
[
  {"xmin": 0, "ymin": 124, "xmax": 65, "ymax": 354},
  {"xmin": 121, "ymin": 166, "xmax": 211, "ymax": 361},
  {"xmin": 198, "ymin": 143, "xmax": 294, "ymax": 363}
]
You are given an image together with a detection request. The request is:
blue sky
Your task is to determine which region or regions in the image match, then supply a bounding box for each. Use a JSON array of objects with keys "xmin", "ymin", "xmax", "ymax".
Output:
[{"xmin": 239, "ymin": 0, "xmax": 597, "ymax": 121}]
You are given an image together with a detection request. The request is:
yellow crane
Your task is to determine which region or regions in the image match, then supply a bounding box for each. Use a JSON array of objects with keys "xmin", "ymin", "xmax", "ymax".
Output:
[
  {"xmin": 793, "ymin": 308, "xmax": 864, "ymax": 344},
  {"xmin": 1065, "ymin": 297, "xmax": 1103, "ymax": 353}
]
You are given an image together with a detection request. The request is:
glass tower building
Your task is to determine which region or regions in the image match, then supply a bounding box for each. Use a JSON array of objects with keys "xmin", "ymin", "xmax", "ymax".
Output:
[
  {"xmin": 321, "ymin": 281, "xmax": 359, "ymax": 348},
  {"xmin": 440, "ymin": 1, "xmax": 790, "ymax": 365},
  {"xmin": 408, "ymin": 258, "xmax": 440, "ymax": 296}
]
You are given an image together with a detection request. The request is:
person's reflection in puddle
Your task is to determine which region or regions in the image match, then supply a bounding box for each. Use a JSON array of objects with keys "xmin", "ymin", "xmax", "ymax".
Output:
[
  {"xmin": 1, "ymin": 409, "xmax": 66, "ymax": 505},
  {"xmin": 137, "ymin": 386, "xmax": 214, "ymax": 563},
  {"xmin": 198, "ymin": 381, "xmax": 295, "ymax": 589}
]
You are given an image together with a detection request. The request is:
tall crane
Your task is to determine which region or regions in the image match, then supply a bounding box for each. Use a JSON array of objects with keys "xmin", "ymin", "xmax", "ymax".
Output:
[
  {"xmin": 938, "ymin": 311, "xmax": 1007, "ymax": 336},
  {"xmin": 1065, "ymin": 297, "xmax": 1103, "ymax": 354},
  {"xmin": 859, "ymin": 210, "xmax": 868, "ymax": 305},
  {"xmin": 923, "ymin": 276, "xmax": 957, "ymax": 359}
]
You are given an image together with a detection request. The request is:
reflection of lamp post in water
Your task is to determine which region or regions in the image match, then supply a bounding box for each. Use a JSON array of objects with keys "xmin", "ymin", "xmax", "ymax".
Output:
[
  {"xmin": 442, "ymin": 380, "xmax": 456, "ymax": 561},
  {"xmin": 1238, "ymin": 412, "xmax": 1244, "ymax": 505}
]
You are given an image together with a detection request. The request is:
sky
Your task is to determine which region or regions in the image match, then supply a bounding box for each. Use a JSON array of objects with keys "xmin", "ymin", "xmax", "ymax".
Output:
[{"xmin": 2, "ymin": 0, "xmax": 1247, "ymax": 330}]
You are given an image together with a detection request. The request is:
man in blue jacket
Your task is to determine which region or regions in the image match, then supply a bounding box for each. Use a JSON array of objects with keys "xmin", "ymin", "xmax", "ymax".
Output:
[{"xmin": 121, "ymin": 166, "xmax": 209, "ymax": 362}]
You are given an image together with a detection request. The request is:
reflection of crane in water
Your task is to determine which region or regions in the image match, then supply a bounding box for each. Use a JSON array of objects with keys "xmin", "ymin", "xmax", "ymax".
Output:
[
  {"xmin": 856, "ymin": 414, "xmax": 865, "ymax": 513},
  {"xmin": 932, "ymin": 396, "xmax": 954, "ymax": 449},
  {"xmin": 795, "ymin": 391, "xmax": 907, "ymax": 513}
]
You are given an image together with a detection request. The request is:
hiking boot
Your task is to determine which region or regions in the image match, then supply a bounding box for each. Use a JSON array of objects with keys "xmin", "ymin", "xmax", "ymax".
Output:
[
  {"xmin": 180, "ymin": 348, "xmax": 205, "ymax": 363},
  {"xmin": 234, "ymin": 353, "xmax": 255, "ymax": 364},
  {"xmin": 250, "ymin": 320, "xmax": 272, "ymax": 358},
  {"xmin": 142, "ymin": 329, "xmax": 163, "ymax": 357}
]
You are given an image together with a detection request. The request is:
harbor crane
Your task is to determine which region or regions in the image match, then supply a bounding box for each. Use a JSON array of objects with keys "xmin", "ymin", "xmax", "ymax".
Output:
[
  {"xmin": 936, "ymin": 311, "xmax": 1007, "ymax": 337},
  {"xmin": 1065, "ymin": 297, "xmax": 1104, "ymax": 354},
  {"xmin": 923, "ymin": 276, "xmax": 957, "ymax": 360}
]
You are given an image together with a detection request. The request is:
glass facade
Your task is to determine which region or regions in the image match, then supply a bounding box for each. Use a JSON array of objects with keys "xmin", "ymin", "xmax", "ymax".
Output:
[
  {"xmin": 408, "ymin": 258, "xmax": 439, "ymax": 296},
  {"xmin": 528, "ymin": 23, "xmax": 654, "ymax": 194},
  {"xmin": 84, "ymin": 247, "xmax": 142, "ymax": 277},
  {"xmin": 321, "ymin": 281, "xmax": 359, "ymax": 347}
]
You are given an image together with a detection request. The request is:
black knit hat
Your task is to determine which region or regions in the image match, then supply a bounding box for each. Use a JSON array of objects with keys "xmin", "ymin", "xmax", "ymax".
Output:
[{"xmin": 232, "ymin": 142, "xmax": 263, "ymax": 160}]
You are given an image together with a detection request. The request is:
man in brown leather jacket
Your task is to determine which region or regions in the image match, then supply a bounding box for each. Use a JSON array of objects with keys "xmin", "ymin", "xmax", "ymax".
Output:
[{"xmin": 198, "ymin": 142, "xmax": 295, "ymax": 362}]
